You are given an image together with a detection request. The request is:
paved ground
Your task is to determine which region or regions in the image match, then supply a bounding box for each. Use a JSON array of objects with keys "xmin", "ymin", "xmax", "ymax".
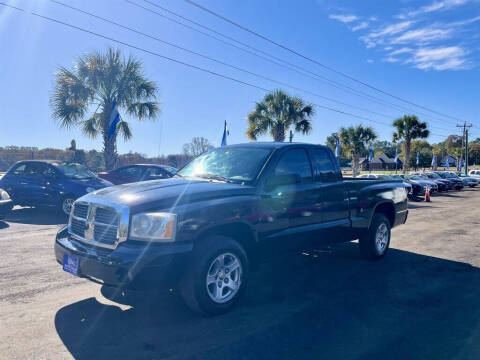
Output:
[{"xmin": 1, "ymin": 189, "xmax": 480, "ymax": 360}]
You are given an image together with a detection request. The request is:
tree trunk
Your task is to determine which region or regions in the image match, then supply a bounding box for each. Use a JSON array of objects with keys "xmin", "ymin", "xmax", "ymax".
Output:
[
  {"xmin": 403, "ymin": 139, "xmax": 411, "ymax": 174},
  {"xmin": 103, "ymin": 134, "xmax": 117, "ymax": 171},
  {"xmin": 273, "ymin": 124, "xmax": 285, "ymax": 142},
  {"xmin": 102, "ymin": 103, "xmax": 117, "ymax": 171},
  {"xmin": 352, "ymin": 152, "xmax": 360, "ymax": 177}
]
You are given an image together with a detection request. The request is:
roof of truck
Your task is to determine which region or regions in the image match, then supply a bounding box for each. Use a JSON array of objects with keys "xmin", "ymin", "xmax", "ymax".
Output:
[{"xmin": 226, "ymin": 142, "xmax": 327, "ymax": 149}]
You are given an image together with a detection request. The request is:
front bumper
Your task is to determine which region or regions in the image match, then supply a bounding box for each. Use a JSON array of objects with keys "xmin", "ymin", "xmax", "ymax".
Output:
[
  {"xmin": 0, "ymin": 199, "xmax": 13, "ymax": 218},
  {"xmin": 55, "ymin": 226, "xmax": 193, "ymax": 290}
]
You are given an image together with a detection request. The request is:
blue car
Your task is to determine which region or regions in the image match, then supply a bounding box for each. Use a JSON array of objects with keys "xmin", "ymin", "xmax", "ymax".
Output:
[{"xmin": 0, "ymin": 160, "xmax": 112, "ymax": 215}]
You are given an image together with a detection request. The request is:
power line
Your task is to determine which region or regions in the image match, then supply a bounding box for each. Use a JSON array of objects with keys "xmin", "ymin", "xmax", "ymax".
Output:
[
  {"xmin": 47, "ymin": 0, "xmax": 420, "ymax": 124},
  {"xmin": 129, "ymin": 0, "xmax": 458, "ymax": 127},
  {"xmin": 184, "ymin": 0, "xmax": 467, "ymax": 124},
  {"xmin": 0, "ymin": 2, "xmax": 450, "ymax": 140}
]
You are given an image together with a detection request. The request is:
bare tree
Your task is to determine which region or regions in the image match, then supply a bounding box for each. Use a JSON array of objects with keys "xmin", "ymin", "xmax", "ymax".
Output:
[{"xmin": 183, "ymin": 137, "xmax": 214, "ymax": 157}]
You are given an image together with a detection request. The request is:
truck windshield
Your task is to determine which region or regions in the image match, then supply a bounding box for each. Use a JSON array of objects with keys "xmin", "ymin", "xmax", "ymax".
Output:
[
  {"xmin": 54, "ymin": 163, "xmax": 96, "ymax": 179},
  {"xmin": 178, "ymin": 147, "xmax": 272, "ymax": 182}
]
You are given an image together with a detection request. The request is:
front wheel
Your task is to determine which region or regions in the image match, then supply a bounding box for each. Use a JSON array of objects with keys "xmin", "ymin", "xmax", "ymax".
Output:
[
  {"xmin": 180, "ymin": 236, "xmax": 249, "ymax": 315},
  {"xmin": 359, "ymin": 213, "xmax": 391, "ymax": 260},
  {"xmin": 60, "ymin": 196, "xmax": 75, "ymax": 216}
]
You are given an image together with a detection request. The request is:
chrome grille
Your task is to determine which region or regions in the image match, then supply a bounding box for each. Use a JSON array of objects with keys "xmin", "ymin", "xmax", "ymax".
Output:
[
  {"xmin": 68, "ymin": 198, "xmax": 129, "ymax": 249},
  {"xmin": 73, "ymin": 203, "xmax": 89, "ymax": 219},
  {"xmin": 71, "ymin": 218, "xmax": 86, "ymax": 237},
  {"xmin": 95, "ymin": 207, "xmax": 118, "ymax": 225}
]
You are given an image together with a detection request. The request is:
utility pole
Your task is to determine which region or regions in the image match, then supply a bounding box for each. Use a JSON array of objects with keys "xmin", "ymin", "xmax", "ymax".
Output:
[{"xmin": 456, "ymin": 122, "xmax": 473, "ymax": 175}]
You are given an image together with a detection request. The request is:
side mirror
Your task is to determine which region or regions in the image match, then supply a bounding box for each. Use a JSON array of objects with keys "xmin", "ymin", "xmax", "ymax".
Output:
[{"xmin": 265, "ymin": 173, "xmax": 301, "ymax": 191}]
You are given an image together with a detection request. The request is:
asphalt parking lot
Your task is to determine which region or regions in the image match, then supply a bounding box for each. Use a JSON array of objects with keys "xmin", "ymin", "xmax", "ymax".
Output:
[{"xmin": 1, "ymin": 189, "xmax": 480, "ymax": 360}]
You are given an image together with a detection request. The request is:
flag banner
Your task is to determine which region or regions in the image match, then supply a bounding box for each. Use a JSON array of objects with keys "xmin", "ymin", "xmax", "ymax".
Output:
[
  {"xmin": 108, "ymin": 99, "xmax": 120, "ymax": 139},
  {"xmin": 221, "ymin": 120, "xmax": 229, "ymax": 147},
  {"xmin": 446, "ymin": 158, "xmax": 450, "ymax": 169},
  {"xmin": 394, "ymin": 148, "xmax": 398, "ymax": 163},
  {"xmin": 431, "ymin": 154, "xmax": 436, "ymax": 167},
  {"xmin": 335, "ymin": 138, "xmax": 340, "ymax": 157},
  {"xmin": 368, "ymin": 149, "xmax": 373, "ymax": 162},
  {"xmin": 416, "ymin": 152, "xmax": 419, "ymax": 165}
]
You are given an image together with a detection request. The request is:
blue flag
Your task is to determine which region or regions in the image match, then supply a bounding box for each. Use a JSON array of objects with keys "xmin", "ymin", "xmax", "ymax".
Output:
[
  {"xmin": 431, "ymin": 154, "xmax": 436, "ymax": 167},
  {"xmin": 394, "ymin": 148, "xmax": 398, "ymax": 163},
  {"xmin": 368, "ymin": 149, "xmax": 373, "ymax": 162},
  {"xmin": 108, "ymin": 99, "xmax": 120, "ymax": 139},
  {"xmin": 416, "ymin": 152, "xmax": 419, "ymax": 165},
  {"xmin": 445, "ymin": 157, "xmax": 450, "ymax": 169},
  {"xmin": 335, "ymin": 138, "xmax": 340, "ymax": 157},
  {"xmin": 221, "ymin": 120, "xmax": 229, "ymax": 147}
]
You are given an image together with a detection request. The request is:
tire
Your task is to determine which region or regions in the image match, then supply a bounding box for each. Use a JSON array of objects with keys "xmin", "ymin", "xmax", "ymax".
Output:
[
  {"xmin": 180, "ymin": 236, "xmax": 249, "ymax": 315},
  {"xmin": 60, "ymin": 196, "xmax": 75, "ymax": 216},
  {"xmin": 359, "ymin": 213, "xmax": 391, "ymax": 260}
]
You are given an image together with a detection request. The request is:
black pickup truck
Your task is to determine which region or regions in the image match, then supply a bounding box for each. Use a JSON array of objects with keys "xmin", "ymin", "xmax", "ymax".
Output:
[{"xmin": 55, "ymin": 143, "xmax": 408, "ymax": 314}]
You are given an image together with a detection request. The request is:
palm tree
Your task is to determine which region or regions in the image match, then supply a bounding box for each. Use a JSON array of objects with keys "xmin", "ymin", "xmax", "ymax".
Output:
[
  {"xmin": 246, "ymin": 90, "xmax": 314, "ymax": 142},
  {"xmin": 392, "ymin": 115, "xmax": 429, "ymax": 173},
  {"xmin": 339, "ymin": 125, "xmax": 377, "ymax": 177},
  {"xmin": 51, "ymin": 48, "xmax": 160, "ymax": 170}
]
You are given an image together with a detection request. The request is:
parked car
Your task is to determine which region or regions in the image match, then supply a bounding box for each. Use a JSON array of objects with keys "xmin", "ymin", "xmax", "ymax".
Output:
[
  {"xmin": 0, "ymin": 161, "xmax": 112, "ymax": 215},
  {"xmin": 457, "ymin": 173, "xmax": 479, "ymax": 187},
  {"xmin": 399, "ymin": 174, "xmax": 432, "ymax": 200},
  {"xmin": 407, "ymin": 174, "xmax": 438, "ymax": 194},
  {"xmin": 55, "ymin": 142, "xmax": 408, "ymax": 315},
  {"xmin": 98, "ymin": 164, "xmax": 177, "ymax": 185},
  {"xmin": 0, "ymin": 188, "xmax": 13, "ymax": 220},
  {"xmin": 424, "ymin": 172, "xmax": 453, "ymax": 191},
  {"xmin": 411, "ymin": 173, "xmax": 447, "ymax": 192},
  {"xmin": 359, "ymin": 174, "xmax": 413, "ymax": 199},
  {"xmin": 434, "ymin": 171, "xmax": 464, "ymax": 190},
  {"xmin": 468, "ymin": 170, "xmax": 480, "ymax": 178}
]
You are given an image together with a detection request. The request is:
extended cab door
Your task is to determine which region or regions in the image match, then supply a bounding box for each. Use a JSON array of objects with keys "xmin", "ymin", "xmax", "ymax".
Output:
[
  {"xmin": 259, "ymin": 148, "xmax": 322, "ymax": 251},
  {"xmin": 309, "ymin": 148, "xmax": 350, "ymax": 242}
]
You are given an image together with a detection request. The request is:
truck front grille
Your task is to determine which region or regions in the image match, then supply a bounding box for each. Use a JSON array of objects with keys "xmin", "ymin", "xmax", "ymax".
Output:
[{"xmin": 68, "ymin": 200, "xmax": 128, "ymax": 249}]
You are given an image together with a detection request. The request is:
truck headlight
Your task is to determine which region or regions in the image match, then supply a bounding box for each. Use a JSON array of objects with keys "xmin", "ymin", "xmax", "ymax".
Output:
[
  {"xmin": 0, "ymin": 190, "xmax": 10, "ymax": 200},
  {"xmin": 130, "ymin": 212, "xmax": 176, "ymax": 241}
]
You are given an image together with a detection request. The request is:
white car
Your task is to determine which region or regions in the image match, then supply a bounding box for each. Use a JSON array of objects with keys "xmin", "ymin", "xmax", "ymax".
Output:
[
  {"xmin": 458, "ymin": 173, "xmax": 479, "ymax": 187},
  {"xmin": 468, "ymin": 170, "xmax": 480, "ymax": 179}
]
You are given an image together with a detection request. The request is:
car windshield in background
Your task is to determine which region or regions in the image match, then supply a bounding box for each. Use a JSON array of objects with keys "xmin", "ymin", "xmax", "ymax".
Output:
[
  {"xmin": 426, "ymin": 173, "xmax": 440, "ymax": 179},
  {"xmin": 178, "ymin": 147, "xmax": 271, "ymax": 182},
  {"xmin": 54, "ymin": 163, "xmax": 96, "ymax": 179}
]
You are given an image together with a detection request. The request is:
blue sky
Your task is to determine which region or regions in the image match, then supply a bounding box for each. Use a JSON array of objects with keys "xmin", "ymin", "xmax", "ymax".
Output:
[{"xmin": 0, "ymin": 0, "xmax": 479, "ymax": 156}]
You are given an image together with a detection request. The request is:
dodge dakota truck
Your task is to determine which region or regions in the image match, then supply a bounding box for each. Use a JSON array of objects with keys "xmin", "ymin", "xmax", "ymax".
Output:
[{"xmin": 55, "ymin": 142, "xmax": 408, "ymax": 315}]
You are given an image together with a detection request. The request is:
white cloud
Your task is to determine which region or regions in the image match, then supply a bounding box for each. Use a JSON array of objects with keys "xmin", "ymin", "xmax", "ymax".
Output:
[
  {"xmin": 366, "ymin": 59, "xmax": 374, "ymax": 63},
  {"xmin": 369, "ymin": 16, "xmax": 378, "ymax": 22},
  {"xmin": 384, "ymin": 56, "xmax": 400, "ymax": 63},
  {"xmin": 399, "ymin": 0, "xmax": 470, "ymax": 18},
  {"xmin": 329, "ymin": 14, "xmax": 358, "ymax": 23},
  {"xmin": 389, "ymin": 47, "xmax": 414, "ymax": 56},
  {"xmin": 352, "ymin": 21, "xmax": 369, "ymax": 31},
  {"xmin": 369, "ymin": 21, "xmax": 414, "ymax": 38},
  {"xmin": 392, "ymin": 27, "xmax": 453, "ymax": 44},
  {"xmin": 411, "ymin": 46, "xmax": 468, "ymax": 70}
]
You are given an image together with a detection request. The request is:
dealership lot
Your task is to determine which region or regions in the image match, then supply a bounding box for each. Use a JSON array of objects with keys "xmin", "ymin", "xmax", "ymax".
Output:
[{"xmin": 1, "ymin": 190, "xmax": 480, "ymax": 359}]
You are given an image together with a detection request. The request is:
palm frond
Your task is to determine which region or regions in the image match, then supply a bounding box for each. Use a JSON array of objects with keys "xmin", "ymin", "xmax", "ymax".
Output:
[{"xmin": 117, "ymin": 120, "xmax": 132, "ymax": 141}]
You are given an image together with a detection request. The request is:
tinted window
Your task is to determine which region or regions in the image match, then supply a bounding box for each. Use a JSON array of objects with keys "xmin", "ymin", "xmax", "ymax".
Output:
[
  {"xmin": 310, "ymin": 149, "xmax": 337, "ymax": 182},
  {"xmin": 117, "ymin": 166, "xmax": 143, "ymax": 179},
  {"xmin": 12, "ymin": 164, "xmax": 27, "ymax": 175},
  {"xmin": 26, "ymin": 163, "xmax": 48, "ymax": 177},
  {"xmin": 274, "ymin": 149, "xmax": 312, "ymax": 183},
  {"xmin": 145, "ymin": 167, "xmax": 168, "ymax": 178}
]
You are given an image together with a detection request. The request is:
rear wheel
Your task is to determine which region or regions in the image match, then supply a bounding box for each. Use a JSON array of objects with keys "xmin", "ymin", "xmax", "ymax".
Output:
[
  {"xmin": 180, "ymin": 236, "xmax": 249, "ymax": 315},
  {"xmin": 359, "ymin": 213, "xmax": 391, "ymax": 260}
]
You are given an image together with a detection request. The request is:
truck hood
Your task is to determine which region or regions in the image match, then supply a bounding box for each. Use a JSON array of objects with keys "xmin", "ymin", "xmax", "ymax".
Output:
[{"xmin": 81, "ymin": 177, "xmax": 256, "ymax": 212}]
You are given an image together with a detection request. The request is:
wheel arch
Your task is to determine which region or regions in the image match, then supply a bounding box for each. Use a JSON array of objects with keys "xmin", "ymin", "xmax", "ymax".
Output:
[
  {"xmin": 194, "ymin": 222, "xmax": 258, "ymax": 269},
  {"xmin": 371, "ymin": 201, "xmax": 395, "ymax": 228}
]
